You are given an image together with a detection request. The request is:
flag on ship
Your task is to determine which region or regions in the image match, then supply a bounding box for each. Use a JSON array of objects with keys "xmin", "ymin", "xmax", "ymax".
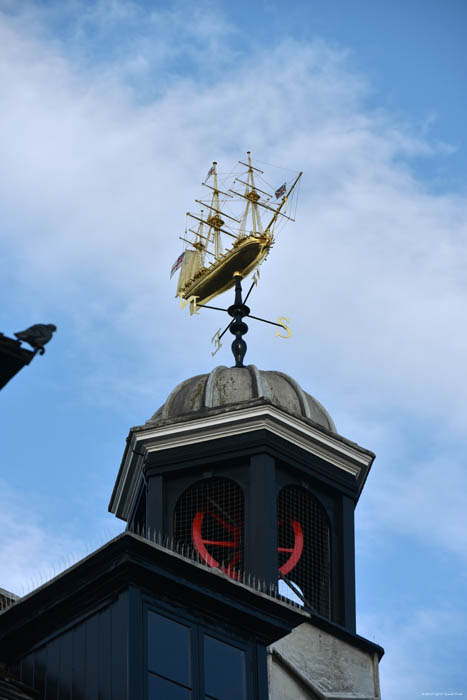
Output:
[
  {"xmin": 275, "ymin": 182, "xmax": 286, "ymax": 199},
  {"xmin": 170, "ymin": 251, "xmax": 185, "ymax": 278},
  {"xmin": 205, "ymin": 165, "xmax": 215, "ymax": 181}
]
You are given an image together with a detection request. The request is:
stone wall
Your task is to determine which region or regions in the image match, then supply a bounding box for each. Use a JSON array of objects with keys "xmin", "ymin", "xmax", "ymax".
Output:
[{"xmin": 268, "ymin": 621, "xmax": 381, "ymax": 700}]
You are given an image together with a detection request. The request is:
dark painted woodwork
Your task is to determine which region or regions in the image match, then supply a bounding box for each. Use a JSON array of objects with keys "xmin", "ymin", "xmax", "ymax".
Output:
[
  {"xmin": 98, "ymin": 606, "xmax": 111, "ymax": 699},
  {"xmin": 128, "ymin": 586, "xmax": 144, "ymax": 700},
  {"xmin": 255, "ymin": 645, "xmax": 269, "ymax": 700},
  {"xmin": 129, "ymin": 482, "xmax": 147, "ymax": 536},
  {"xmin": 0, "ymin": 333, "xmax": 34, "ymax": 390},
  {"xmin": 58, "ymin": 629, "xmax": 72, "ymax": 700},
  {"xmin": 143, "ymin": 430, "xmax": 364, "ymax": 499},
  {"xmin": 244, "ymin": 453, "xmax": 278, "ymax": 586},
  {"xmin": 2, "ymin": 534, "xmax": 343, "ymax": 700},
  {"xmin": 147, "ymin": 474, "xmax": 163, "ymax": 537},
  {"xmin": 14, "ymin": 593, "xmax": 129, "ymax": 700},
  {"xmin": 340, "ymin": 495, "xmax": 357, "ymax": 633},
  {"xmin": 46, "ymin": 638, "xmax": 59, "ymax": 699}
]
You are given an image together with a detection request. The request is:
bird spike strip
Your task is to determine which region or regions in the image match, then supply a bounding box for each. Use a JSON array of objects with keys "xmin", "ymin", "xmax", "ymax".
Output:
[
  {"xmin": 0, "ymin": 525, "xmax": 305, "ymax": 615},
  {"xmin": 128, "ymin": 524, "xmax": 304, "ymax": 609}
]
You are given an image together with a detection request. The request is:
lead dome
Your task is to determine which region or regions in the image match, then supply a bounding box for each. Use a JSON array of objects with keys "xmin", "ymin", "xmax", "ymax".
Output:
[{"xmin": 148, "ymin": 365, "xmax": 336, "ymax": 433}]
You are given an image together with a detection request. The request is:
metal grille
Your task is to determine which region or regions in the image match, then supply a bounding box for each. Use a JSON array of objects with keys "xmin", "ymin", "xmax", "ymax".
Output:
[
  {"xmin": 277, "ymin": 485, "xmax": 331, "ymax": 618},
  {"xmin": 174, "ymin": 478, "xmax": 244, "ymax": 578}
]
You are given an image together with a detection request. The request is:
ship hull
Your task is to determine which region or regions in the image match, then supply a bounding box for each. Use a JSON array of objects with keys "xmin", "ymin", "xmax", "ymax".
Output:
[{"xmin": 179, "ymin": 235, "xmax": 272, "ymax": 306}]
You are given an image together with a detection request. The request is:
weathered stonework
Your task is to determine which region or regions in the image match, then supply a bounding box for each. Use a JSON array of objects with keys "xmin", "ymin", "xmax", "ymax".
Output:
[{"xmin": 268, "ymin": 621, "xmax": 381, "ymax": 700}]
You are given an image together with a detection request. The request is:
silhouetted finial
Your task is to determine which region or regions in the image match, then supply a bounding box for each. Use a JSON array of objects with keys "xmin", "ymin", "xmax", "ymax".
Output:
[{"xmin": 228, "ymin": 276, "xmax": 249, "ymax": 368}]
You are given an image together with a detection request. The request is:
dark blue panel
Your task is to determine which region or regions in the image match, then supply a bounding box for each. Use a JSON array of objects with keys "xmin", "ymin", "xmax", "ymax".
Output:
[
  {"xmin": 85, "ymin": 614, "xmax": 100, "ymax": 700},
  {"xmin": 204, "ymin": 635, "xmax": 246, "ymax": 700},
  {"xmin": 58, "ymin": 629, "xmax": 72, "ymax": 700},
  {"xmin": 148, "ymin": 673, "xmax": 191, "ymax": 700},
  {"xmin": 111, "ymin": 592, "xmax": 128, "ymax": 700},
  {"xmin": 35, "ymin": 647, "xmax": 47, "ymax": 694},
  {"xmin": 72, "ymin": 625, "xmax": 86, "ymax": 700},
  {"xmin": 147, "ymin": 611, "xmax": 191, "ymax": 687},
  {"xmin": 46, "ymin": 639, "xmax": 60, "ymax": 700},
  {"xmin": 98, "ymin": 606, "xmax": 112, "ymax": 700},
  {"xmin": 21, "ymin": 656, "xmax": 34, "ymax": 688},
  {"xmin": 128, "ymin": 586, "xmax": 144, "ymax": 700}
]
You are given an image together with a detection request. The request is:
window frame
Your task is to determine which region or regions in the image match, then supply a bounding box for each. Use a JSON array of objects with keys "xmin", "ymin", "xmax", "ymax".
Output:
[{"xmin": 143, "ymin": 597, "xmax": 258, "ymax": 700}]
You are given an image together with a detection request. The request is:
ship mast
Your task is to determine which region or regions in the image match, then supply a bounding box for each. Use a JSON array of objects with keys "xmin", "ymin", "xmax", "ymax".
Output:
[
  {"xmin": 238, "ymin": 152, "xmax": 264, "ymax": 239},
  {"xmin": 204, "ymin": 162, "xmax": 225, "ymax": 260}
]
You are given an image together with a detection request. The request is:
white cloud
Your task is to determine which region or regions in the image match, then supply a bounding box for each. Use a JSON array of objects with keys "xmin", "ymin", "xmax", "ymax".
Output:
[
  {"xmin": 1, "ymin": 0, "xmax": 466, "ymax": 545},
  {"xmin": 0, "ymin": 479, "xmax": 123, "ymax": 594},
  {"xmin": 355, "ymin": 433, "xmax": 467, "ymax": 562},
  {"xmin": 1, "ymin": 3, "xmax": 465, "ymax": 404}
]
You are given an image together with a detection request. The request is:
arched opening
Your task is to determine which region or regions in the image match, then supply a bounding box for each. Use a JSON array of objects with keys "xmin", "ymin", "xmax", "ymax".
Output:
[
  {"xmin": 174, "ymin": 477, "xmax": 244, "ymax": 579},
  {"xmin": 277, "ymin": 485, "xmax": 331, "ymax": 618}
]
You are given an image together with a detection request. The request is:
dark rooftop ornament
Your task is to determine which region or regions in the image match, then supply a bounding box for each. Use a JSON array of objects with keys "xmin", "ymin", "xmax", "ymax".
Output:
[
  {"xmin": 189, "ymin": 275, "xmax": 292, "ymax": 368},
  {"xmin": 228, "ymin": 274, "xmax": 250, "ymax": 368}
]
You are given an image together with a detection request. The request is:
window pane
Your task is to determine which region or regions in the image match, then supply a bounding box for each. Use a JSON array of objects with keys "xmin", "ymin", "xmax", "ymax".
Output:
[
  {"xmin": 147, "ymin": 611, "xmax": 191, "ymax": 687},
  {"xmin": 148, "ymin": 673, "xmax": 191, "ymax": 700},
  {"xmin": 204, "ymin": 635, "xmax": 246, "ymax": 700}
]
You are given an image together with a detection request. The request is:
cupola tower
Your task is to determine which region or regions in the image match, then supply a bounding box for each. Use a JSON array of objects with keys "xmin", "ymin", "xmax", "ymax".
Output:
[{"xmin": 110, "ymin": 364, "xmax": 374, "ymax": 634}]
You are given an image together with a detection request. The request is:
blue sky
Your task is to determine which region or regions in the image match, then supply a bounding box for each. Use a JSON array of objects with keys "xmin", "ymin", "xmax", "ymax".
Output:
[{"xmin": 1, "ymin": 1, "xmax": 466, "ymax": 697}]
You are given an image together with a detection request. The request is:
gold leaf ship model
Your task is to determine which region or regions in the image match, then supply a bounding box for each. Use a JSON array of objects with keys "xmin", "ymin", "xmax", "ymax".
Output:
[{"xmin": 171, "ymin": 152, "xmax": 302, "ymax": 306}]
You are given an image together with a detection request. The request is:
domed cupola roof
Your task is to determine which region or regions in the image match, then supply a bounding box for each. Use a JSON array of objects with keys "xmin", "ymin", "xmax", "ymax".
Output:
[{"xmin": 148, "ymin": 365, "xmax": 336, "ymax": 434}]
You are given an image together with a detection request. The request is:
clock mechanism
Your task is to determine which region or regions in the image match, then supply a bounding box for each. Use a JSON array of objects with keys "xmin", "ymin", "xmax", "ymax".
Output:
[{"xmin": 174, "ymin": 477, "xmax": 329, "ymax": 609}]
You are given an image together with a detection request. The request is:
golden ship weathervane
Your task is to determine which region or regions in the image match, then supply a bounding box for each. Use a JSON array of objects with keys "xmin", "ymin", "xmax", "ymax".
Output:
[{"xmin": 171, "ymin": 152, "xmax": 302, "ymax": 365}]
